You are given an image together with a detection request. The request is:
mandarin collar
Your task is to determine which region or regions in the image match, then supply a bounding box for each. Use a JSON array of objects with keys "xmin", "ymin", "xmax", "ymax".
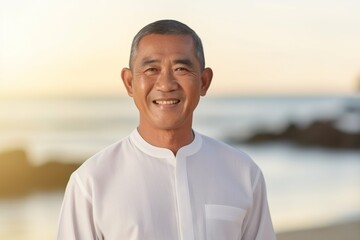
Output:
[{"xmin": 129, "ymin": 129, "xmax": 202, "ymax": 161}]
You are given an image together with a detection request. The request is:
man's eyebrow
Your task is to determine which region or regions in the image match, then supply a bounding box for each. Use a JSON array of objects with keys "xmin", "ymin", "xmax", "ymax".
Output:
[
  {"xmin": 173, "ymin": 58, "xmax": 194, "ymax": 67},
  {"xmin": 141, "ymin": 58, "xmax": 160, "ymax": 66},
  {"xmin": 140, "ymin": 58, "xmax": 194, "ymax": 67}
]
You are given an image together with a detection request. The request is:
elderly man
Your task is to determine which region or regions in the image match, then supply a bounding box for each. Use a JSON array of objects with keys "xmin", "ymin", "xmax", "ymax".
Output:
[{"xmin": 57, "ymin": 19, "xmax": 276, "ymax": 240}]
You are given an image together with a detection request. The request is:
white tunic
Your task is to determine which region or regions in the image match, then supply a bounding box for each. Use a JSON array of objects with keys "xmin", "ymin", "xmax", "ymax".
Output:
[{"xmin": 57, "ymin": 129, "xmax": 276, "ymax": 240}]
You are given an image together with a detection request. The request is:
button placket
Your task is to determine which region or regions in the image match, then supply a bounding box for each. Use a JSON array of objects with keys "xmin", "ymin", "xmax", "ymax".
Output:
[{"xmin": 175, "ymin": 155, "xmax": 195, "ymax": 240}]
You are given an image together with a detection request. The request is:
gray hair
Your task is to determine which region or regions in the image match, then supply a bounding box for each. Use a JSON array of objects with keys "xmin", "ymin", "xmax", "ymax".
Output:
[{"xmin": 129, "ymin": 19, "xmax": 205, "ymax": 70}]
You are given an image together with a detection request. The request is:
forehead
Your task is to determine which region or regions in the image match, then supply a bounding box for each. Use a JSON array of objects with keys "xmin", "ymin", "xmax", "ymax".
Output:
[{"xmin": 135, "ymin": 34, "xmax": 197, "ymax": 61}]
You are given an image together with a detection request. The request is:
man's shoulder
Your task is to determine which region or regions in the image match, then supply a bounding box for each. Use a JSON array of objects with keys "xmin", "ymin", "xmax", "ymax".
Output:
[
  {"xmin": 198, "ymin": 132, "xmax": 259, "ymax": 169},
  {"xmin": 74, "ymin": 134, "xmax": 131, "ymax": 177},
  {"xmin": 199, "ymin": 133, "xmax": 251, "ymax": 157}
]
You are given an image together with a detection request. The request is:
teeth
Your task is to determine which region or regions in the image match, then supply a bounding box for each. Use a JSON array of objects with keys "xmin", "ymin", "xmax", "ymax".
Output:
[{"xmin": 155, "ymin": 100, "xmax": 179, "ymax": 105}]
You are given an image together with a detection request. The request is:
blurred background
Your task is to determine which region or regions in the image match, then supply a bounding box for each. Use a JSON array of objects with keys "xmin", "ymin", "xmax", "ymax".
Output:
[{"xmin": 1, "ymin": 0, "xmax": 359, "ymax": 239}]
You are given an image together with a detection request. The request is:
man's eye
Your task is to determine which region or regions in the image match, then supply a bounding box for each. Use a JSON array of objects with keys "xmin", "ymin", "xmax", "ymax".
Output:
[
  {"xmin": 175, "ymin": 67, "xmax": 187, "ymax": 72},
  {"xmin": 146, "ymin": 68, "xmax": 157, "ymax": 72}
]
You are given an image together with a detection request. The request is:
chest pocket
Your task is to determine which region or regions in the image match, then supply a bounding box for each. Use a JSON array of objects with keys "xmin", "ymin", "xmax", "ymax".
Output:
[{"xmin": 205, "ymin": 204, "xmax": 246, "ymax": 240}]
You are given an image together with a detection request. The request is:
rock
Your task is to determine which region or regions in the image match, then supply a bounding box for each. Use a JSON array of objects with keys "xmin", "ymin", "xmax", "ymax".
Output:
[
  {"xmin": 229, "ymin": 120, "xmax": 360, "ymax": 150},
  {"xmin": 0, "ymin": 149, "xmax": 81, "ymax": 198}
]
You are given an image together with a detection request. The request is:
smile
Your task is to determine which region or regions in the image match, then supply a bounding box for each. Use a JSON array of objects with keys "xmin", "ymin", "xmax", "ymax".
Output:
[{"xmin": 154, "ymin": 99, "xmax": 180, "ymax": 105}]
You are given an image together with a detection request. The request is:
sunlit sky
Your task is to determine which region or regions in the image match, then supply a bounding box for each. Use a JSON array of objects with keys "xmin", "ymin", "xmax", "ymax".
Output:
[{"xmin": 1, "ymin": 0, "xmax": 359, "ymax": 98}]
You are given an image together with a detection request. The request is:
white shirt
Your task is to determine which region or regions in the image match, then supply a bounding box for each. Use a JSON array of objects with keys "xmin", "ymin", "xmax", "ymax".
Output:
[{"xmin": 57, "ymin": 129, "xmax": 276, "ymax": 240}]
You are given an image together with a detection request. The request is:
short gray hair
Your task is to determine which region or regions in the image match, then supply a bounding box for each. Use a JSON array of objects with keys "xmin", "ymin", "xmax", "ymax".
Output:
[{"xmin": 129, "ymin": 19, "xmax": 205, "ymax": 70}]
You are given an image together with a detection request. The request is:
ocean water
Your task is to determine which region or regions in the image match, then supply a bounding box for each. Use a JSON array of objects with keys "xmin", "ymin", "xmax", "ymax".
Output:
[
  {"xmin": 0, "ymin": 95, "xmax": 359, "ymax": 238},
  {"xmin": 1, "ymin": 95, "xmax": 358, "ymax": 164}
]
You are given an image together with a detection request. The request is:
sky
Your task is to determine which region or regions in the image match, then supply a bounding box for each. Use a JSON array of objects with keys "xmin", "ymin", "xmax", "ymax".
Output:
[{"xmin": 1, "ymin": 0, "xmax": 360, "ymax": 98}]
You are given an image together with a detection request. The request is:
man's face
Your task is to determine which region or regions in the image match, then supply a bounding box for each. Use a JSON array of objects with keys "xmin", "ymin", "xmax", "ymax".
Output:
[{"xmin": 122, "ymin": 34, "xmax": 212, "ymax": 133}]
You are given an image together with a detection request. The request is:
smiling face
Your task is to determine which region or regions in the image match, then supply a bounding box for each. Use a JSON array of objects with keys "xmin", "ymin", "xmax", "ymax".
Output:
[{"xmin": 121, "ymin": 34, "xmax": 212, "ymax": 137}]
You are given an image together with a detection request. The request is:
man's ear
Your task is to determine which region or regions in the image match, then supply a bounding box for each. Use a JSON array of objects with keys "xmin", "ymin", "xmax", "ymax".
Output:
[
  {"xmin": 200, "ymin": 67, "xmax": 213, "ymax": 96},
  {"xmin": 121, "ymin": 68, "xmax": 134, "ymax": 97}
]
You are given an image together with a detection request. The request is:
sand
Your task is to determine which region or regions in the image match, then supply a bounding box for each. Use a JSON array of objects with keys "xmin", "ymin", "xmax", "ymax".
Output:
[{"xmin": 276, "ymin": 220, "xmax": 360, "ymax": 240}]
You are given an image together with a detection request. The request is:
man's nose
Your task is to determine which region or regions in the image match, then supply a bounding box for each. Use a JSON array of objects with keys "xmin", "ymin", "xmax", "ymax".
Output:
[{"xmin": 155, "ymin": 69, "xmax": 179, "ymax": 92}]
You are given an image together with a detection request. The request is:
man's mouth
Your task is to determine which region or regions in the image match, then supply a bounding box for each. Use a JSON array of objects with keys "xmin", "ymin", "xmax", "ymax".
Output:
[{"xmin": 153, "ymin": 99, "xmax": 180, "ymax": 105}]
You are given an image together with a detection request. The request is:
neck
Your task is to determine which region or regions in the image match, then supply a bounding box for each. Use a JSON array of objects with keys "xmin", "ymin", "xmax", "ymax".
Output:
[{"xmin": 137, "ymin": 126, "xmax": 194, "ymax": 155}]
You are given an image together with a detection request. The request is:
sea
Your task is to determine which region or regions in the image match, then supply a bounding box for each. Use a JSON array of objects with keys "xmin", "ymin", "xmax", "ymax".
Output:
[{"xmin": 0, "ymin": 95, "xmax": 359, "ymax": 239}]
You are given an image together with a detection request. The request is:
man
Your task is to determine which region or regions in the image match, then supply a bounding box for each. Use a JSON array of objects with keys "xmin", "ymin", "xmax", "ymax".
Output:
[{"xmin": 57, "ymin": 19, "xmax": 276, "ymax": 240}]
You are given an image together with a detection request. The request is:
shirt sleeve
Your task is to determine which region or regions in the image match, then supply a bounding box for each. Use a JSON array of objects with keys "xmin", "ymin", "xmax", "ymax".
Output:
[
  {"xmin": 241, "ymin": 170, "xmax": 276, "ymax": 240},
  {"xmin": 57, "ymin": 172, "xmax": 99, "ymax": 240}
]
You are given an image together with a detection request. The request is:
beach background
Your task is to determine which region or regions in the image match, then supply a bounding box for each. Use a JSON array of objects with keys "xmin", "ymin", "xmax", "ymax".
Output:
[
  {"xmin": 0, "ymin": 96, "xmax": 359, "ymax": 239},
  {"xmin": 1, "ymin": 0, "xmax": 360, "ymax": 239}
]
